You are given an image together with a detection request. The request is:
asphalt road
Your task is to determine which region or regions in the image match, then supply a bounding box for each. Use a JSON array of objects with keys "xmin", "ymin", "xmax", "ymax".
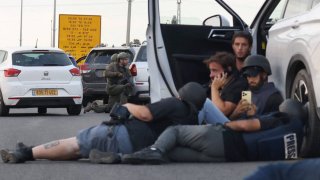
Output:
[{"xmin": 0, "ymin": 108, "xmax": 280, "ymax": 180}]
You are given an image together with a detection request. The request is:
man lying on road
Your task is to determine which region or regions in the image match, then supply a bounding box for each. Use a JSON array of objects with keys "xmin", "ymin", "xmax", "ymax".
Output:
[{"xmin": 1, "ymin": 82, "xmax": 207, "ymax": 164}]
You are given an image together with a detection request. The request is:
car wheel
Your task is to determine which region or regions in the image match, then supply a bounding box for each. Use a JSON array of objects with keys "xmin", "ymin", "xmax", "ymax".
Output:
[
  {"xmin": 290, "ymin": 69, "xmax": 320, "ymax": 157},
  {"xmin": 0, "ymin": 91, "xmax": 9, "ymax": 116},
  {"xmin": 38, "ymin": 107, "xmax": 47, "ymax": 114},
  {"xmin": 67, "ymin": 105, "xmax": 82, "ymax": 115}
]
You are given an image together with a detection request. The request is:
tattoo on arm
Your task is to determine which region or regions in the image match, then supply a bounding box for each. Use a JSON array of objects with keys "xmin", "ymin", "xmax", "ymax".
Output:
[{"xmin": 43, "ymin": 141, "xmax": 60, "ymax": 149}]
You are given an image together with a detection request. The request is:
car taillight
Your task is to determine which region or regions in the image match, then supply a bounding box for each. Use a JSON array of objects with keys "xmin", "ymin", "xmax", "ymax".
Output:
[
  {"xmin": 130, "ymin": 64, "xmax": 137, "ymax": 76},
  {"xmin": 79, "ymin": 64, "xmax": 90, "ymax": 74},
  {"xmin": 4, "ymin": 68, "xmax": 21, "ymax": 77},
  {"xmin": 69, "ymin": 68, "xmax": 80, "ymax": 76}
]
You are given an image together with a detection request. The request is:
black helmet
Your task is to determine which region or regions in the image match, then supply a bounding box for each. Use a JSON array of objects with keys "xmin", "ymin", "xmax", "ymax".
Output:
[
  {"xmin": 279, "ymin": 99, "xmax": 307, "ymax": 119},
  {"xmin": 178, "ymin": 82, "xmax": 207, "ymax": 111},
  {"xmin": 111, "ymin": 53, "xmax": 118, "ymax": 62},
  {"xmin": 117, "ymin": 52, "xmax": 130, "ymax": 61},
  {"xmin": 242, "ymin": 55, "xmax": 272, "ymax": 76}
]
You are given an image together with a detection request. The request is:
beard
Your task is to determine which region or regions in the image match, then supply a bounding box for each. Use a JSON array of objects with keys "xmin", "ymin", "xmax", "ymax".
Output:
[
  {"xmin": 249, "ymin": 77, "xmax": 265, "ymax": 91},
  {"xmin": 236, "ymin": 52, "xmax": 251, "ymax": 62}
]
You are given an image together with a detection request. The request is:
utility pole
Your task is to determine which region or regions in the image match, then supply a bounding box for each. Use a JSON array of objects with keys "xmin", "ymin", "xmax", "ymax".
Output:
[
  {"xmin": 126, "ymin": 0, "xmax": 133, "ymax": 46},
  {"xmin": 177, "ymin": 0, "xmax": 181, "ymax": 24},
  {"xmin": 52, "ymin": 0, "xmax": 56, "ymax": 47},
  {"xmin": 19, "ymin": 0, "xmax": 23, "ymax": 47}
]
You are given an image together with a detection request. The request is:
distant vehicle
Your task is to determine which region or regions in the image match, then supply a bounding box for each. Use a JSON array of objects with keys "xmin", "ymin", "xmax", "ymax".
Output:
[
  {"xmin": 0, "ymin": 47, "xmax": 83, "ymax": 116},
  {"xmin": 68, "ymin": 55, "xmax": 77, "ymax": 66},
  {"xmin": 79, "ymin": 46, "xmax": 135, "ymax": 105},
  {"xmin": 76, "ymin": 55, "xmax": 87, "ymax": 65},
  {"xmin": 129, "ymin": 43, "xmax": 150, "ymax": 103}
]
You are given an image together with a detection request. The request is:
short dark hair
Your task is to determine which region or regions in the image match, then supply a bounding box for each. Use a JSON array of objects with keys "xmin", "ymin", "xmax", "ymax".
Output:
[
  {"xmin": 203, "ymin": 52, "xmax": 236, "ymax": 72},
  {"xmin": 232, "ymin": 31, "xmax": 253, "ymax": 47}
]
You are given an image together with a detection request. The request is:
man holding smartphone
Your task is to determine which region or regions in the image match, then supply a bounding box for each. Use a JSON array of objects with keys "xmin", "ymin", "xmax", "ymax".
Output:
[{"xmin": 229, "ymin": 55, "xmax": 283, "ymax": 120}]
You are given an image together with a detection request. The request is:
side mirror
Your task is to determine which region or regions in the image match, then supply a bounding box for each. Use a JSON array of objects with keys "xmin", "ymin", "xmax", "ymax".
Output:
[{"xmin": 203, "ymin": 15, "xmax": 230, "ymax": 27}]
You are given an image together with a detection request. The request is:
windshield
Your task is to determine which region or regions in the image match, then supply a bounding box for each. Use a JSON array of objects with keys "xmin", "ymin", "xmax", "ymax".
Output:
[
  {"xmin": 86, "ymin": 50, "xmax": 133, "ymax": 64},
  {"xmin": 12, "ymin": 52, "xmax": 72, "ymax": 66},
  {"xmin": 223, "ymin": 0, "xmax": 265, "ymax": 25}
]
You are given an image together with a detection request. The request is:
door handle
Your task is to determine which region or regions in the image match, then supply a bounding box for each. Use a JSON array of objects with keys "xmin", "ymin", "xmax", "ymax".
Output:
[{"xmin": 211, "ymin": 34, "xmax": 226, "ymax": 38}]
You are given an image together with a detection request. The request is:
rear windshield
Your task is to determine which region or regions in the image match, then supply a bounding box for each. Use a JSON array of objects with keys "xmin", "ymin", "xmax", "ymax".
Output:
[
  {"xmin": 135, "ymin": 46, "xmax": 147, "ymax": 62},
  {"xmin": 12, "ymin": 52, "xmax": 72, "ymax": 66},
  {"xmin": 85, "ymin": 50, "xmax": 133, "ymax": 64}
]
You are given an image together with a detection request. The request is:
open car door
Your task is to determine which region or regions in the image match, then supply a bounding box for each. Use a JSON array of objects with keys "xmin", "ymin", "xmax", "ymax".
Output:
[{"xmin": 147, "ymin": 0, "xmax": 250, "ymax": 102}]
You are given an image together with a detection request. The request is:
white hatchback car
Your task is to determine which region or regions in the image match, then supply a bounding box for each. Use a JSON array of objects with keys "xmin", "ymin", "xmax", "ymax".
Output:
[{"xmin": 0, "ymin": 47, "xmax": 83, "ymax": 116}]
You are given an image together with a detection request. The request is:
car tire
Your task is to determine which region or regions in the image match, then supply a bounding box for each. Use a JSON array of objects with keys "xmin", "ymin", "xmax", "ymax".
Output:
[
  {"xmin": 0, "ymin": 91, "xmax": 9, "ymax": 116},
  {"xmin": 38, "ymin": 107, "xmax": 47, "ymax": 114},
  {"xmin": 67, "ymin": 105, "xmax": 82, "ymax": 115},
  {"xmin": 290, "ymin": 69, "xmax": 320, "ymax": 157}
]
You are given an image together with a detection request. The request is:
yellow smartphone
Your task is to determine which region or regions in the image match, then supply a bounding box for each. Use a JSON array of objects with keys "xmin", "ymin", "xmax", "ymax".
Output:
[{"xmin": 241, "ymin": 91, "xmax": 252, "ymax": 103}]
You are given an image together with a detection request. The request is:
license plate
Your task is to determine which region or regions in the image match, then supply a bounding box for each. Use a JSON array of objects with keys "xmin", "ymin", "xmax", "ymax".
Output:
[{"xmin": 32, "ymin": 89, "xmax": 58, "ymax": 96}]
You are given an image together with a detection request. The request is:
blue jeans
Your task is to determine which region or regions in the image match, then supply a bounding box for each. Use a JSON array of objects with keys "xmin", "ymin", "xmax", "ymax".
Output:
[
  {"xmin": 245, "ymin": 158, "xmax": 320, "ymax": 180},
  {"xmin": 198, "ymin": 98, "xmax": 230, "ymax": 125},
  {"xmin": 76, "ymin": 124, "xmax": 133, "ymax": 157}
]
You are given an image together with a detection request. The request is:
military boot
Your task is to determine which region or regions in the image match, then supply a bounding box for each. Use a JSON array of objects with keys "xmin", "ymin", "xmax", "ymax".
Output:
[{"xmin": 1, "ymin": 142, "xmax": 34, "ymax": 163}]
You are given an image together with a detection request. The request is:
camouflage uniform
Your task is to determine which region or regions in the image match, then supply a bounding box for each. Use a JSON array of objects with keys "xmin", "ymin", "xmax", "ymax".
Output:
[
  {"xmin": 83, "ymin": 53, "xmax": 132, "ymax": 114},
  {"xmin": 105, "ymin": 53, "xmax": 133, "ymax": 110}
]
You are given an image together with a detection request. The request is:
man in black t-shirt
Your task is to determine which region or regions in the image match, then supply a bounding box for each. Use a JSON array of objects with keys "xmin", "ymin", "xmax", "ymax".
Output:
[
  {"xmin": 122, "ymin": 99, "xmax": 305, "ymax": 164},
  {"xmin": 202, "ymin": 52, "xmax": 247, "ymax": 117},
  {"xmin": 1, "ymin": 82, "xmax": 207, "ymax": 164}
]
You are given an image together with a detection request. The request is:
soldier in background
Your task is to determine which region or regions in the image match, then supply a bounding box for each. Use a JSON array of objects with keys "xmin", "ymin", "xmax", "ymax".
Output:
[
  {"xmin": 84, "ymin": 52, "xmax": 133, "ymax": 113},
  {"xmin": 105, "ymin": 52, "xmax": 133, "ymax": 109}
]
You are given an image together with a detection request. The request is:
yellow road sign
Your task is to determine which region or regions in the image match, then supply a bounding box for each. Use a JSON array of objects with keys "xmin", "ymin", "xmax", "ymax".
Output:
[{"xmin": 58, "ymin": 14, "xmax": 101, "ymax": 60}]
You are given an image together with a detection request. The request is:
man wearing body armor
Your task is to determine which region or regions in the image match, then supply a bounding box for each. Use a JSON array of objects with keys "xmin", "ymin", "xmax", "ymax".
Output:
[{"xmin": 105, "ymin": 52, "xmax": 133, "ymax": 111}]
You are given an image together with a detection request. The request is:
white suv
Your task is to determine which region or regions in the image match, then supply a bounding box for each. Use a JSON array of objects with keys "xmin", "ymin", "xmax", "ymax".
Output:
[
  {"xmin": 267, "ymin": 0, "xmax": 320, "ymax": 157},
  {"xmin": 0, "ymin": 47, "xmax": 83, "ymax": 116}
]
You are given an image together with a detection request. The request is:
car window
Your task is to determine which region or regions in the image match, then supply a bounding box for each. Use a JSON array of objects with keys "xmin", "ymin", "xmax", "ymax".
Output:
[
  {"xmin": 12, "ymin": 52, "xmax": 72, "ymax": 66},
  {"xmin": 284, "ymin": 0, "xmax": 310, "ymax": 18},
  {"xmin": 159, "ymin": 0, "xmax": 233, "ymax": 26},
  {"xmin": 0, "ymin": 50, "xmax": 6, "ymax": 63},
  {"xmin": 85, "ymin": 50, "xmax": 133, "ymax": 64},
  {"xmin": 312, "ymin": 0, "xmax": 320, "ymax": 7},
  {"xmin": 135, "ymin": 46, "xmax": 147, "ymax": 62},
  {"xmin": 266, "ymin": 0, "xmax": 287, "ymax": 26}
]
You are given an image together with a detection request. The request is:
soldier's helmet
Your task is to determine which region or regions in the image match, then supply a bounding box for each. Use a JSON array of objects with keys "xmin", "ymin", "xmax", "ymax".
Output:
[
  {"xmin": 117, "ymin": 52, "xmax": 130, "ymax": 61},
  {"xmin": 241, "ymin": 55, "xmax": 272, "ymax": 76},
  {"xmin": 111, "ymin": 53, "xmax": 118, "ymax": 63}
]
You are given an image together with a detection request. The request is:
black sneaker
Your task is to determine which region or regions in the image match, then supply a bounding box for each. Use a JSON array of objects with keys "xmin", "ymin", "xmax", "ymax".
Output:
[
  {"xmin": 122, "ymin": 147, "xmax": 167, "ymax": 165},
  {"xmin": 89, "ymin": 149, "xmax": 121, "ymax": 164}
]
